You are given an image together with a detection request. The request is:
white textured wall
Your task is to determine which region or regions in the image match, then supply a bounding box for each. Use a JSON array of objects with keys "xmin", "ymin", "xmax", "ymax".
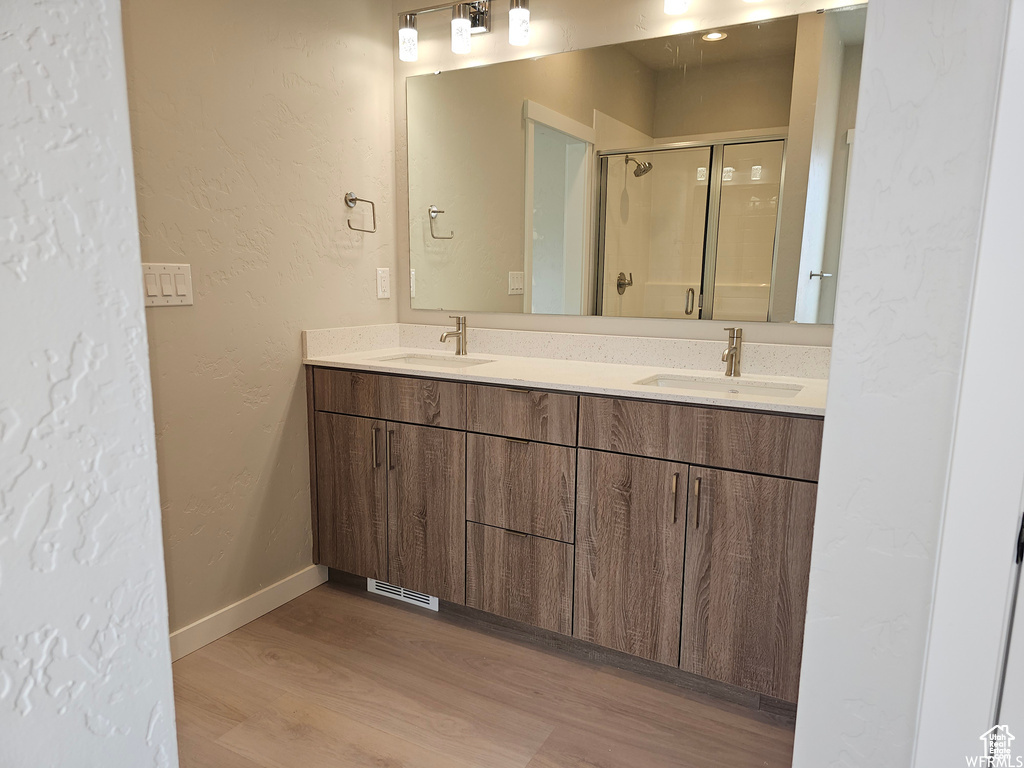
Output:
[
  {"xmin": 122, "ymin": 0, "xmax": 397, "ymax": 631},
  {"xmin": 0, "ymin": 2, "xmax": 178, "ymax": 766},
  {"xmin": 793, "ymin": 0, "xmax": 1009, "ymax": 764}
]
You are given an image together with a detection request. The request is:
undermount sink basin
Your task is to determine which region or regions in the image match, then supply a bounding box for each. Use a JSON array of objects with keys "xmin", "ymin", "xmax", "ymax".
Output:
[
  {"xmin": 635, "ymin": 374, "xmax": 803, "ymax": 398},
  {"xmin": 375, "ymin": 353, "xmax": 495, "ymax": 369}
]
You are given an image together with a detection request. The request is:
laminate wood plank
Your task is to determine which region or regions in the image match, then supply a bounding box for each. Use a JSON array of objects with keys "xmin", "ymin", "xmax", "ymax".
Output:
[
  {"xmin": 466, "ymin": 522, "xmax": 573, "ymax": 635},
  {"xmin": 387, "ymin": 422, "xmax": 466, "ymax": 603},
  {"xmin": 314, "ymin": 413, "xmax": 387, "ymax": 579},
  {"xmin": 195, "ymin": 619, "xmax": 552, "ymax": 768},
  {"xmin": 177, "ymin": 584, "xmax": 794, "ymax": 768},
  {"xmin": 467, "ymin": 384, "xmax": 578, "ymax": 445},
  {"xmin": 379, "ymin": 374, "xmax": 467, "ymax": 429},
  {"xmin": 312, "ymin": 367, "xmax": 380, "ymax": 418},
  {"xmin": 680, "ymin": 468, "xmax": 817, "ymax": 702},
  {"xmin": 574, "ymin": 450, "xmax": 688, "ymax": 666},
  {"xmin": 173, "ymin": 654, "xmax": 287, "ymax": 743},
  {"xmin": 304, "ymin": 366, "xmax": 319, "ymax": 563},
  {"xmin": 467, "ymin": 434, "xmax": 576, "ymax": 541},
  {"xmin": 264, "ymin": 586, "xmax": 794, "ymax": 748},
  {"xmin": 579, "ymin": 396, "xmax": 823, "ymax": 481},
  {"xmin": 526, "ymin": 720, "xmax": 793, "ymax": 768},
  {"xmin": 217, "ymin": 693, "xmax": 483, "ymax": 768}
]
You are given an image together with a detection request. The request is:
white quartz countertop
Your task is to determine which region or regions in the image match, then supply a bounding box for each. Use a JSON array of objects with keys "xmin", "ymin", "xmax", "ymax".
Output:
[{"xmin": 304, "ymin": 346, "xmax": 828, "ymax": 416}]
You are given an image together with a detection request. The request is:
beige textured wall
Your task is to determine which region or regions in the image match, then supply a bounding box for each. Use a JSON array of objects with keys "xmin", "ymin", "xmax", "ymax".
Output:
[
  {"xmin": 122, "ymin": 0, "xmax": 397, "ymax": 631},
  {"xmin": 652, "ymin": 55, "xmax": 795, "ymax": 139}
]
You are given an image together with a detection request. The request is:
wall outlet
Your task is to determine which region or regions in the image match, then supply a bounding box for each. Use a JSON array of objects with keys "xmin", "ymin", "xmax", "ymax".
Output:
[
  {"xmin": 376, "ymin": 267, "xmax": 391, "ymax": 299},
  {"xmin": 143, "ymin": 263, "xmax": 193, "ymax": 307},
  {"xmin": 410, "ymin": 268, "xmax": 416, "ymax": 298},
  {"xmin": 508, "ymin": 271, "xmax": 525, "ymax": 295}
]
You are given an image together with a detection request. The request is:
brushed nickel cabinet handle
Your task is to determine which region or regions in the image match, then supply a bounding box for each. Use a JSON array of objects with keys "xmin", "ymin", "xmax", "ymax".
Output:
[
  {"xmin": 387, "ymin": 429, "xmax": 396, "ymax": 470},
  {"xmin": 685, "ymin": 288, "xmax": 695, "ymax": 316},
  {"xmin": 372, "ymin": 428, "xmax": 381, "ymax": 469},
  {"xmin": 672, "ymin": 472, "xmax": 681, "ymax": 524},
  {"xmin": 504, "ymin": 529, "xmax": 528, "ymax": 538},
  {"xmin": 507, "ymin": 437, "xmax": 530, "ymax": 445},
  {"xmin": 693, "ymin": 476, "xmax": 702, "ymax": 529}
]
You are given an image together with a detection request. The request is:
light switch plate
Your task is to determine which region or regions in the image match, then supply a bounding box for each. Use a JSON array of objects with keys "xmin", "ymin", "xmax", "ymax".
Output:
[
  {"xmin": 143, "ymin": 263, "xmax": 193, "ymax": 307},
  {"xmin": 509, "ymin": 271, "xmax": 525, "ymax": 295},
  {"xmin": 376, "ymin": 267, "xmax": 391, "ymax": 299},
  {"xmin": 410, "ymin": 268, "xmax": 416, "ymax": 298}
]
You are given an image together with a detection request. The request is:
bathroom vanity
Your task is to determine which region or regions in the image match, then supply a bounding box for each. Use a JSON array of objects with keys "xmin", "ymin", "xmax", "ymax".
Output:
[{"xmin": 303, "ymin": 330, "xmax": 826, "ymax": 712}]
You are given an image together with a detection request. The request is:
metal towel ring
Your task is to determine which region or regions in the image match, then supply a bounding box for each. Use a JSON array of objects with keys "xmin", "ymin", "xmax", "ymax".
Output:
[
  {"xmin": 345, "ymin": 192, "xmax": 377, "ymax": 234},
  {"xmin": 428, "ymin": 205, "xmax": 454, "ymax": 240}
]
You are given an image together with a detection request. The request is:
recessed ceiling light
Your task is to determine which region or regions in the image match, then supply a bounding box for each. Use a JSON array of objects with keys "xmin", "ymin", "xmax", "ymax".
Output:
[{"xmin": 702, "ymin": 31, "xmax": 727, "ymax": 41}]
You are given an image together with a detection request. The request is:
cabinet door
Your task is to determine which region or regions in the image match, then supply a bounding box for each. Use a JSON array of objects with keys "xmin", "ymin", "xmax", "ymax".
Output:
[
  {"xmin": 680, "ymin": 468, "xmax": 817, "ymax": 702},
  {"xmin": 574, "ymin": 450, "xmax": 688, "ymax": 665},
  {"xmin": 387, "ymin": 423, "xmax": 466, "ymax": 604},
  {"xmin": 314, "ymin": 413, "xmax": 387, "ymax": 580}
]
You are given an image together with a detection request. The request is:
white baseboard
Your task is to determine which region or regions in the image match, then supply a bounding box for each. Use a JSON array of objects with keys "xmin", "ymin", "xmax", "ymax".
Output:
[{"xmin": 169, "ymin": 564, "xmax": 328, "ymax": 661}]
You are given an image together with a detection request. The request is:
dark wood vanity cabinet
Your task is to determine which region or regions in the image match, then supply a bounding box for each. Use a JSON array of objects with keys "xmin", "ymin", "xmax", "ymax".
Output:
[
  {"xmin": 680, "ymin": 468, "xmax": 817, "ymax": 702},
  {"xmin": 574, "ymin": 450, "xmax": 688, "ymax": 665},
  {"xmin": 307, "ymin": 366, "xmax": 824, "ymax": 706}
]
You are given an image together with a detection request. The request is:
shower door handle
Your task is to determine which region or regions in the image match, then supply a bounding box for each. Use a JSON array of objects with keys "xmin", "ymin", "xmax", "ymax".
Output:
[{"xmin": 685, "ymin": 288, "xmax": 695, "ymax": 315}]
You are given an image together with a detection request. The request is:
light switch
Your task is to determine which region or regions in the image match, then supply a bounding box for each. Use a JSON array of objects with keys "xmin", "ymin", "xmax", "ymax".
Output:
[
  {"xmin": 508, "ymin": 271, "xmax": 525, "ymax": 295},
  {"xmin": 376, "ymin": 267, "xmax": 391, "ymax": 299},
  {"xmin": 410, "ymin": 269, "xmax": 416, "ymax": 298},
  {"xmin": 143, "ymin": 263, "xmax": 193, "ymax": 307}
]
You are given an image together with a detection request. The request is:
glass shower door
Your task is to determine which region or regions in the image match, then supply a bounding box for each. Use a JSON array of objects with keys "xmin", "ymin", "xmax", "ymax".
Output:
[
  {"xmin": 709, "ymin": 140, "xmax": 785, "ymax": 321},
  {"xmin": 600, "ymin": 146, "xmax": 711, "ymax": 319}
]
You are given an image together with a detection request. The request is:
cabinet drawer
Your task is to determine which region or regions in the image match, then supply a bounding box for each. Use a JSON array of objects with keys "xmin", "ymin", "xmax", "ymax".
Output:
[
  {"xmin": 467, "ymin": 384, "xmax": 577, "ymax": 445},
  {"xmin": 313, "ymin": 368, "xmax": 466, "ymax": 429},
  {"xmin": 466, "ymin": 522, "xmax": 573, "ymax": 635},
  {"xmin": 467, "ymin": 434, "xmax": 575, "ymax": 542},
  {"xmin": 579, "ymin": 396, "xmax": 822, "ymax": 481}
]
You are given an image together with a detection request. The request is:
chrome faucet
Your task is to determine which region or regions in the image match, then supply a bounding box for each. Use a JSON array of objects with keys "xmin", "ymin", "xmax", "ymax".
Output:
[
  {"xmin": 440, "ymin": 315, "xmax": 468, "ymax": 355},
  {"xmin": 722, "ymin": 327, "xmax": 742, "ymax": 377}
]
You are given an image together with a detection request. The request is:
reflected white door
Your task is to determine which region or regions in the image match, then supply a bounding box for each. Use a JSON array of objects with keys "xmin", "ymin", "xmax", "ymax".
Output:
[{"xmin": 530, "ymin": 123, "xmax": 590, "ymax": 315}]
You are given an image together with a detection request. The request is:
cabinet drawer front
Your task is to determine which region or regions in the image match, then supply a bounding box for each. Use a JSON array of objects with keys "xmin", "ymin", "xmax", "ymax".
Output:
[
  {"xmin": 467, "ymin": 434, "xmax": 576, "ymax": 542},
  {"xmin": 467, "ymin": 384, "xmax": 578, "ymax": 445},
  {"xmin": 466, "ymin": 523, "xmax": 573, "ymax": 635},
  {"xmin": 314, "ymin": 368, "xmax": 381, "ymax": 419},
  {"xmin": 579, "ymin": 396, "xmax": 822, "ymax": 481},
  {"xmin": 313, "ymin": 368, "xmax": 466, "ymax": 429}
]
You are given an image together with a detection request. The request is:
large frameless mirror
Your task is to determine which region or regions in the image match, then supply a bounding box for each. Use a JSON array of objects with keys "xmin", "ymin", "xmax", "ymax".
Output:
[{"xmin": 406, "ymin": 6, "xmax": 866, "ymax": 323}]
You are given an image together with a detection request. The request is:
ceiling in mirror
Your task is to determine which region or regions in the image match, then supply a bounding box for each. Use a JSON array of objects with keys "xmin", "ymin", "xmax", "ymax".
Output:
[{"xmin": 406, "ymin": 7, "xmax": 867, "ymax": 324}]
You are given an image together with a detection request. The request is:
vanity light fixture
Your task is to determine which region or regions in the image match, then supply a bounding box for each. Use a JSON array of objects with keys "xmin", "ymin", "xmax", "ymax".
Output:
[
  {"xmin": 664, "ymin": 0, "xmax": 690, "ymax": 14},
  {"xmin": 395, "ymin": 1, "xmax": 493, "ymax": 62},
  {"xmin": 702, "ymin": 31, "xmax": 727, "ymax": 41},
  {"xmin": 452, "ymin": 3, "xmax": 472, "ymax": 54},
  {"xmin": 509, "ymin": 0, "xmax": 530, "ymax": 46},
  {"xmin": 399, "ymin": 13, "xmax": 418, "ymax": 62}
]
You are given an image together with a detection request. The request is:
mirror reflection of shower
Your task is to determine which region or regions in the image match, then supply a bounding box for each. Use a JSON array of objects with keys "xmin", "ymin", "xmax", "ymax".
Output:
[{"xmin": 625, "ymin": 155, "xmax": 654, "ymax": 177}]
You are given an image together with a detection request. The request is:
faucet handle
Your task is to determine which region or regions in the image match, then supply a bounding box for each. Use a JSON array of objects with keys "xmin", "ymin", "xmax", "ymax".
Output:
[
  {"xmin": 449, "ymin": 315, "xmax": 465, "ymax": 327},
  {"xmin": 724, "ymin": 326, "xmax": 741, "ymax": 339}
]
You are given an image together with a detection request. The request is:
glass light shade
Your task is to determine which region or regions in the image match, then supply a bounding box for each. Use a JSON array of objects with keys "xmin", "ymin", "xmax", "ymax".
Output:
[
  {"xmin": 509, "ymin": 7, "xmax": 530, "ymax": 46},
  {"xmin": 664, "ymin": 0, "xmax": 690, "ymax": 14},
  {"xmin": 452, "ymin": 17, "xmax": 472, "ymax": 54},
  {"xmin": 399, "ymin": 26, "xmax": 418, "ymax": 63}
]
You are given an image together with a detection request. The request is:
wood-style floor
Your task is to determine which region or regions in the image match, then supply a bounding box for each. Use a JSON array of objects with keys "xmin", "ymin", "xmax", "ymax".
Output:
[{"xmin": 172, "ymin": 582, "xmax": 795, "ymax": 768}]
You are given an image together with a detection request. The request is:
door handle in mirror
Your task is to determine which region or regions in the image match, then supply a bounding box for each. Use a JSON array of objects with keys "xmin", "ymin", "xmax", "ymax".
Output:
[
  {"xmin": 428, "ymin": 205, "xmax": 454, "ymax": 240},
  {"xmin": 685, "ymin": 288, "xmax": 695, "ymax": 315}
]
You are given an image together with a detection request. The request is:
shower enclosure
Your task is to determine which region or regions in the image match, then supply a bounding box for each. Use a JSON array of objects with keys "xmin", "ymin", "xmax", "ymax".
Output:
[{"xmin": 597, "ymin": 137, "xmax": 786, "ymax": 321}]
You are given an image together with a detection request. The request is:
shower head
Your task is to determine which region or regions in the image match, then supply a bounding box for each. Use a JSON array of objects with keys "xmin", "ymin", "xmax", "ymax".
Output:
[{"xmin": 625, "ymin": 155, "xmax": 654, "ymax": 177}]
